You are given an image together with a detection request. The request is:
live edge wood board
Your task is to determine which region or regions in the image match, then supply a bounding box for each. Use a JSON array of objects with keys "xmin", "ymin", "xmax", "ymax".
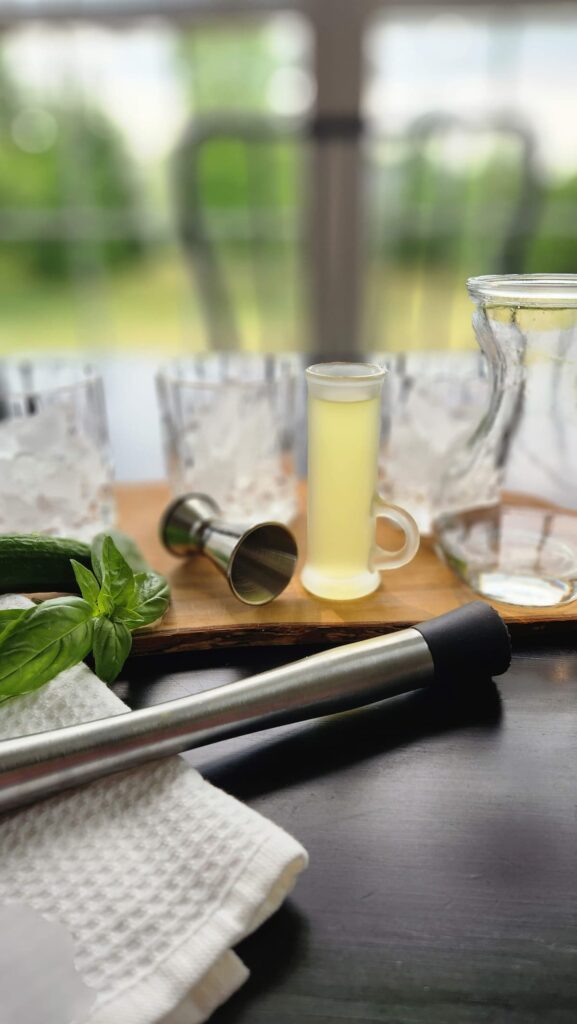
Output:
[{"xmin": 119, "ymin": 482, "xmax": 577, "ymax": 654}]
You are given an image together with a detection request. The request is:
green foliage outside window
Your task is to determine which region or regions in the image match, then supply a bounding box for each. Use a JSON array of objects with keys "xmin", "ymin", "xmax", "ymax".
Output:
[{"xmin": 0, "ymin": 61, "xmax": 143, "ymax": 280}]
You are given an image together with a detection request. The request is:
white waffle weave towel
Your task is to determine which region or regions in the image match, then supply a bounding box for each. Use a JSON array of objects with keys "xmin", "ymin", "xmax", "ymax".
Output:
[{"xmin": 0, "ymin": 596, "xmax": 308, "ymax": 1024}]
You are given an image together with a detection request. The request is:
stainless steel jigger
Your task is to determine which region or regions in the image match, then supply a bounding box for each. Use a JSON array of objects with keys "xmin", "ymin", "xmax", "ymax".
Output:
[{"xmin": 161, "ymin": 493, "xmax": 298, "ymax": 605}]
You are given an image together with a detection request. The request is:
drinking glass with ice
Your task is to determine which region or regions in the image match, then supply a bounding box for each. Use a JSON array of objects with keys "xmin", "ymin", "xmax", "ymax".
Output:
[
  {"xmin": 156, "ymin": 356, "xmax": 300, "ymax": 526},
  {"xmin": 0, "ymin": 361, "xmax": 115, "ymax": 540}
]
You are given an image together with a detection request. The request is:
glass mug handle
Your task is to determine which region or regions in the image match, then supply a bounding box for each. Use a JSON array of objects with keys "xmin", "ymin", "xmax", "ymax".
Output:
[{"xmin": 371, "ymin": 495, "xmax": 420, "ymax": 571}]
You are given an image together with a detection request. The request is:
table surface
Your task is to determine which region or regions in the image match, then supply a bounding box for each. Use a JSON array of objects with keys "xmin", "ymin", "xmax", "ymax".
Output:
[{"xmin": 116, "ymin": 639, "xmax": 577, "ymax": 1024}]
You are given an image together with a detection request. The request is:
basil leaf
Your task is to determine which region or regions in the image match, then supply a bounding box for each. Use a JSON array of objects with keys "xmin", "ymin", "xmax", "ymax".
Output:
[
  {"xmin": 93, "ymin": 617, "xmax": 132, "ymax": 684},
  {"xmin": 115, "ymin": 572, "xmax": 170, "ymax": 629},
  {"xmin": 90, "ymin": 533, "xmax": 106, "ymax": 585},
  {"xmin": 70, "ymin": 560, "xmax": 100, "ymax": 611},
  {"xmin": 0, "ymin": 597, "xmax": 94, "ymax": 702},
  {"xmin": 96, "ymin": 536, "xmax": 135, "ymax": 612},
  {"xmin": 91, "ymin": 533, "xmax": 169, "ymax": 627},
  {"xmin": 0, "ymin": 607, "xmax": 32, "ymax": 646},
  {"xmin": 113, "ymin": 606, "xmax": 145, "ymax": 629},
  {"xmin": 93, "ymin": 529, "xmax": 151, "ymax": 575}
]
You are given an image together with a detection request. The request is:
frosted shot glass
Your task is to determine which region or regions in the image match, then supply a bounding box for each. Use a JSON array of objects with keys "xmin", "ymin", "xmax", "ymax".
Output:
[{"xmin": 301, "ymin": 362, "xmax": 420, "ymax": 601}]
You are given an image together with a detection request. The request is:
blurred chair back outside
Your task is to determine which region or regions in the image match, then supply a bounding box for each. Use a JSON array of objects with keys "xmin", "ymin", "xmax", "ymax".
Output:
[
  {"xmin": 365, "ymin": 111, "xmax": 543, "ymax": 351},
  {"xmin": 172, "ymin": 115, "xmax": 304, "ymax": 353}
]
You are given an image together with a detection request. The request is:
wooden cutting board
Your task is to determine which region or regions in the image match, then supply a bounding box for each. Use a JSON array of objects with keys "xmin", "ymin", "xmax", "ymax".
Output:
[{"xmin": 119, "ymin": 483, "xmax": 577, "ymax": 653}]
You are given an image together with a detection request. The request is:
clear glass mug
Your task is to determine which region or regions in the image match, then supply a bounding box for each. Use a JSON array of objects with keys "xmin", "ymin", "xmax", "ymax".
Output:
[
  {"xmin": 301, "ymin": 362, "xmax": 420, "ymax": 600},
  {"xmin": 434, "ymin": 275, "xmax": 577, "ymax": 607}
]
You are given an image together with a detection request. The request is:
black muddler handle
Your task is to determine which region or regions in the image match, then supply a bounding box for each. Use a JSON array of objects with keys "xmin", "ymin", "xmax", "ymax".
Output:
[{"xmin": 0, "ymin": 602, "xmax": 510, "ymax": 814}]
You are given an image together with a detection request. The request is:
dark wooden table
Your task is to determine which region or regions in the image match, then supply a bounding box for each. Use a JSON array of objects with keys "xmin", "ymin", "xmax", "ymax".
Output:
[{"xmin": 117, "ymin": 641, "xmax": 577, "ymax": 1024}]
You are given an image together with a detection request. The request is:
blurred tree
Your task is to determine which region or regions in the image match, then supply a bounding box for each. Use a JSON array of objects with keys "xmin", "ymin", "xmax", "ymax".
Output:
[
  {"xmin": 0, "ymin": 58, "xmax": 143, "ymax": 279},
  {"xmin": 176, "ymin": 23, "xmax": 301, "ymax": 216},
  {"xmin": 526, "ymin": 173, "xmax": 577, "ymax": 273},
  {"xmin": 380, "ymin": 146, "xmax": 529, "ymax": 274},
  {"xmin": 178, "ymin": 25, "xmax": 278, "ymax": 114},
  {"xmin": 195, "ymin": 136, "xmax": 298, "ymax": 213}
]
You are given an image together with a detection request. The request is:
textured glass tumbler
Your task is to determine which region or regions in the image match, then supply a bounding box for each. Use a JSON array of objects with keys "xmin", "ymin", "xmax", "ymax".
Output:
[
  {"xmin": 435, "ymin": 275, "xmax": 577, "ymax": 607},
  {"xmin": 376, "ymin": 351, "xmax": 490, "ymax": 535},
  {"xmin": 301, "ymin": 362, "xmax": 420, "ymax": 601},
  {"xmin": 0, "ymin": 360, "xmax": 114, "ymax": 539},
  {"xmin": 156, "ymin": 355, "xmax": 300, "ymax": 525}
]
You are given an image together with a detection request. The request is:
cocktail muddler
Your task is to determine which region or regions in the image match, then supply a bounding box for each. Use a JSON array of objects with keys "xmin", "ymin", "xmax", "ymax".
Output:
[
  {"xmin": 161, "ymin": 493, "xmax": 298, "ymax": 605},
  {"xmin": 0, "ymin": 602, "xmax": 510, "ymax": 814}
]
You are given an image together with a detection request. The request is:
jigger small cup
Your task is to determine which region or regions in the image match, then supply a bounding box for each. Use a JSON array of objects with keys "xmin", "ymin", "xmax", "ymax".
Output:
[{"xmin": 160, "ymin": 493, "xmax": 298, "ymax": 606}]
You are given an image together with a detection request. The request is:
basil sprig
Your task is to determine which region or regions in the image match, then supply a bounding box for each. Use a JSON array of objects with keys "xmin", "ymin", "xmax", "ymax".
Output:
[
  {"xmin": 0, "ymin": 536, "xmax": 170, "ymax": 702},
  {"xmin": 0, "ymin": 598, "xmax": 94, "ymax": 703}
]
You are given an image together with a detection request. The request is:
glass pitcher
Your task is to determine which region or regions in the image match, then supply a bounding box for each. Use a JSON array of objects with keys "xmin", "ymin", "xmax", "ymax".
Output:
[{"xmin": 434, "ymin": 275, "xmax": 577, "ymax": 607}]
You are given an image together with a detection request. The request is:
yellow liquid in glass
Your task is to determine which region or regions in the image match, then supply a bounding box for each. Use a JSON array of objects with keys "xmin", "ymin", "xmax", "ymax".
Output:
[{"xmin": 303, "ymin": 391, "xmax": 380, "ymax": 599}]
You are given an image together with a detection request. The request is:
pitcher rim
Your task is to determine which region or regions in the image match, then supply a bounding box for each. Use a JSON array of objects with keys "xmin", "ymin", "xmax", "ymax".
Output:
[{"xmin": 468, "ymin": 274, "xmax": 577, "ymax": 308}]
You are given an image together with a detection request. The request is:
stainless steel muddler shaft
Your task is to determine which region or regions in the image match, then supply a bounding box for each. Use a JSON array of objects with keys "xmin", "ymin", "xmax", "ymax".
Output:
[{"xmin": 0, "ymin": 602, "xmax": 510, "ymax": 814}]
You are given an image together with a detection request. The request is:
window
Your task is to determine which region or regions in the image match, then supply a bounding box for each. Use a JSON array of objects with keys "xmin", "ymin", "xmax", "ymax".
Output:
[{"xmin": 0, "ymin": 13, "xmax": 312, "ymax": 354}]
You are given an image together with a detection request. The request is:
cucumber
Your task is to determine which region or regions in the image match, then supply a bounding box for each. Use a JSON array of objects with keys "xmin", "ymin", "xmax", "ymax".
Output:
[{"xmin": 0, "ymin": 535, "xmax": 92, "ymax": 594}]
